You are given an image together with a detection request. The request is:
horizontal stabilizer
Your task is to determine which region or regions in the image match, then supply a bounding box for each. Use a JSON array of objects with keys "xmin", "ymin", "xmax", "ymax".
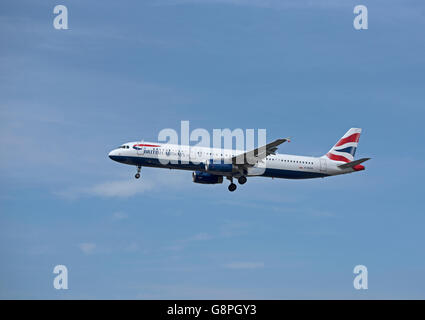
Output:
[{"xmin": 338, "ymin": 158, "xmax": 371, "ymax": 169}]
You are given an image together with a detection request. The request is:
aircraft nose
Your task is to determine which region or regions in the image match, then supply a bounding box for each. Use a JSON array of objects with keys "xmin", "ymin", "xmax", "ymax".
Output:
[{"xmin": 108, "ymin": 149, "xmax": 119, "ymax": 160}]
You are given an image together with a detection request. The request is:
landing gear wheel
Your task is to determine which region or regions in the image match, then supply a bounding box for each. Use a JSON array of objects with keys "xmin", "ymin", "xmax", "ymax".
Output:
[
  {"xmin": 228, "ymin": 183, "xmax": 237, "ymax": 192},
  {"xmin": 238, "ymin": 176, "xmax": 247, "ymax": 185},
  {"xmin": 135, "ymin": 166, "xmax": 141, "ymax": 179}
]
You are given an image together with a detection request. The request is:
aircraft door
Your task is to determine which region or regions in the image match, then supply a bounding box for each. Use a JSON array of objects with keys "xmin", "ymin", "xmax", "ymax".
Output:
[{"xmin": 319, "ymin": 158, "xmax": 327, "ymax": 173}]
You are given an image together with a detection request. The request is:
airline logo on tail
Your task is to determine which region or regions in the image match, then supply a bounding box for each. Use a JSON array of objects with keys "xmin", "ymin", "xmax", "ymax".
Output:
[{"xmin": 326, "ymin": 128, "xmax": 362, "ymax": 163}]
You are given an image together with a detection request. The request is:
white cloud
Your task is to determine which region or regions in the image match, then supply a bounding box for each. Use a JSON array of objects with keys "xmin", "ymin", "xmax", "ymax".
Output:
[
  {"xmin": 112, "ymin": 211, "xmax": 129, "ymax": 220},
  {"xmin": 88, "ymin": 180, "xmax": 154, "ymax": 197},
  {"xmin": 124, "ymin": 242, "xmax": 140, "ymax": 253},
  {"xmin": 164, "ymin": 232, "xmax": 213, "ymax": 251},
  {"xmin": 54, "ymin": 179, "xmax": 152, "ymax": 199},
  {"xmin": 188, "ymin": 232, "xmax": 212, "ymax": 241},
  {"xmin": 79, "ymin": 243, "xmax": 96, "ymax": 255},
  {"xmin": 219, "ymin": 220, "xmax": 251, "ymax": 237},
  {"xmin": 223, "ymin": 262, "xmax": 265, "ymax": 269},
  {"xmin": 56, "ymin": 170, "xmax": 190, "ymax": 199}
]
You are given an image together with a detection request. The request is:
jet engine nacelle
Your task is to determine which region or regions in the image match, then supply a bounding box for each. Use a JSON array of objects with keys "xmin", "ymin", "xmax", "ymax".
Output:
[
  {"xmin": 204, "ymin": 160, "xmax": 233, "ymax": 173},
  {"xmin": 192, "ymin": 171, "xmax": 223, "ymax": 184}
]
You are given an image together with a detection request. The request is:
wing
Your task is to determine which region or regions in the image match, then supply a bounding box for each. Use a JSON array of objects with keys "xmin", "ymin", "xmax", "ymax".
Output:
[{"xmin": 231, "ymin": 138, "xmax": 289, "ymax": 167}]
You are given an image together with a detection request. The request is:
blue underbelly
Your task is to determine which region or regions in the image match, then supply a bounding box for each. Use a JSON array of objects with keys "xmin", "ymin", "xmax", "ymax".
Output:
[
  {"xmin": 262, "ymin": 168, "xmax": 327, "ymax": 179},
  {"xmin": 110, "ymin": 156, "xmax": 328, "ymax": 179}
]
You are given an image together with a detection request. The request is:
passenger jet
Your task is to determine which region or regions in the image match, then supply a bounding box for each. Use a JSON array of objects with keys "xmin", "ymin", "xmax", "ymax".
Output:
[{"xmin": 108, "ymin": 128, "xmax": 370, "ymax": 192}]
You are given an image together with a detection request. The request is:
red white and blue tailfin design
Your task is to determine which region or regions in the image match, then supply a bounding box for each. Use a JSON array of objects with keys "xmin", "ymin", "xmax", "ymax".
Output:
[{"xmin": 324, "ymin": 128, "xmax": 362, "ymax": 163}]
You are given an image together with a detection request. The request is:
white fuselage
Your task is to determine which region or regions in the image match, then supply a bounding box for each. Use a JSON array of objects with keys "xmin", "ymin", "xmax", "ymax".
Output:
[{"xmin": 108, "ymin": 141, "xmax": 356, "ymax": 180}]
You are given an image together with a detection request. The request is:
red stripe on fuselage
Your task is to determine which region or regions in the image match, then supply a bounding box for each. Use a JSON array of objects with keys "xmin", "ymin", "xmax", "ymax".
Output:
[
  {"xmin": 326, "ymin": 153, "xmax": 350, "ymax": 163},
  {"xmin": 335, "ymin": 133, "xmax": 360, "ymax": 147},
  {"xmin": 134, "ymin": 144, "xmax": 160, "ymax": 147}
]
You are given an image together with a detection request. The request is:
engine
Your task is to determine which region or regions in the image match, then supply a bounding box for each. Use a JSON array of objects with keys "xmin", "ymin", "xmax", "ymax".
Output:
[
  {"xmin": 192, "ymin": 171, "xmax": 223, "ymax": 184},
  {"xmin": 204, "ymin": 160, "xmax": 233, "ymax": 173}
]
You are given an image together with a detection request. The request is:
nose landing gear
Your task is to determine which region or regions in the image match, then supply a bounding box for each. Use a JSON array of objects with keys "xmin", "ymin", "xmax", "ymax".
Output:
[{"xmin": 135, "ymin": 166, "xmax": 141, "ymax": 179}]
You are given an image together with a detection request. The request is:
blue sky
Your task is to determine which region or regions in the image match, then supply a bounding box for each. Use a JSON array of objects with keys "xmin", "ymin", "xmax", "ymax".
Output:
[{"xmin": 1, "ymin": 0, "xmax": 425, "ymax": 299}]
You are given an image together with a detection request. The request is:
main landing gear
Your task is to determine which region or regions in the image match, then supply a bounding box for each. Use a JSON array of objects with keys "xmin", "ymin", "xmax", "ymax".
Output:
[
  {"xmin": 228, "ymin": 183, "xmax": 237, "ymax": 192},
  {"xmin": 226, "ymin": 176, "xmax": 237, "ymax": 192},
  {"xmin": 227, "ymin": 176, "xmax": 247, "ymax": 192},
  {"xmin": 135, "ymin": 166, "xmax": 141, "ymax": 179},
  {"xmin": 238, "ymin": 176, "xmax": 247, "ymax": 185}
]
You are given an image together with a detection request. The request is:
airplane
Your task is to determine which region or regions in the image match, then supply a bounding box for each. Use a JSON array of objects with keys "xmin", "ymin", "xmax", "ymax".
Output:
[{"xmin": 108, "ymin": 128, "xmax": 370, "ymax": 192}]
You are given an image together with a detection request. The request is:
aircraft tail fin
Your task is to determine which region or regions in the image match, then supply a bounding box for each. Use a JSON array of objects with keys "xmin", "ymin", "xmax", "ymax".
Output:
[{"xmin": 323, "ymin": 128, "xmax": 362, "ymax": 163}]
